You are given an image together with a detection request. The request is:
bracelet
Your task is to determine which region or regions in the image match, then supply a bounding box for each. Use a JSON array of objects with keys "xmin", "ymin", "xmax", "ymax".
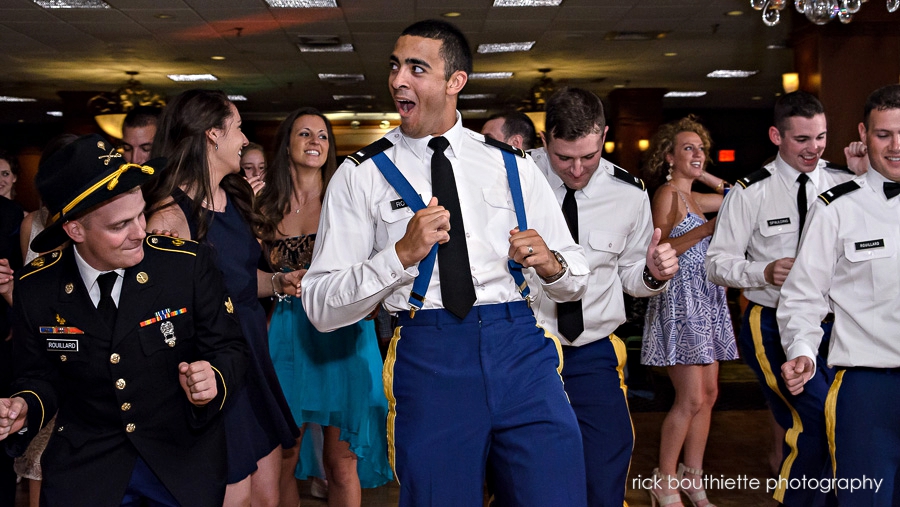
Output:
[
  {"xmin": 714, "ymin": 180, "xmax": 725, "ymax": 193},
  {"xmin": 642, "ymin": 266, "xmax": 667, "ymax": 291},
  {"xmin": 271, "ymin": 273, "xmax": 290, "ymax": 303}
]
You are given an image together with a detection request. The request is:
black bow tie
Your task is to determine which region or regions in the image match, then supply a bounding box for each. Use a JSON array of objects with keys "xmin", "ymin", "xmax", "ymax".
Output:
[{"xmin": 885, "ymin": 182, "xmax": 900, "ymax": 199}]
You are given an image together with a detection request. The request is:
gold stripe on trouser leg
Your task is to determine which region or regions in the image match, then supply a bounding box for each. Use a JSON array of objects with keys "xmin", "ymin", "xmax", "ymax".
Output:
[
  {"xmin": 824, "ymin": 369, "xmax": 845, "ymax": 477},
  {"xmin": 382, "ymin": 325, "xmax": 402, "ymax": 481},
  {"xmin": 609, "ymin": 334, "xmax": 634, "ymax": 507},
  {"xmin": 536, "ymin": 323, "xmax": 565, "ymax": 376},
  {"xmin": 749, "ymin": 305, "xmax": 802, "ymax": 503}
]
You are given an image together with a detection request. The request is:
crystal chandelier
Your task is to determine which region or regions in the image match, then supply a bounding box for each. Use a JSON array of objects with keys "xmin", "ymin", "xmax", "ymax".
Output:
[{"xmin": 752, "ymin": 0, "xmax": 899, "ymax": 26}]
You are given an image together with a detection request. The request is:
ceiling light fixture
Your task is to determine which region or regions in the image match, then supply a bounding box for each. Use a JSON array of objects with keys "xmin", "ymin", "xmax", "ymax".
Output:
[
  {"xmin": 167, "ymin": 74, "xmax": 218, "ymax": 82},
  {"xmin": 47, "ymin": 111, "xmax": 63, "ymax": 117},
  {"xmin": 228, "ymin": 95, "xmax": 248, "ymax": 101},
  {"xmin": 33, "ymin": 0, "xmax": 109, "ymax": 8},
  {"xmin": 726, "ymin": 10, "xmax": 744, "ymax": 15},
  {"xmin": 469, "ymin": 72, "xmax": 514, "ymax": 79},
  {"xmin": 211, "ymin": 56, "xmax": 226, "ymax": 60},
  {"xmin": 459, "ymin": 94, "xmax": 497, "ymax": 100},
  {"xmin": 333, "ymin": 95, "xmax": 375, "ymax": 100},
  {"xmin": 0, "ymin": 96, "xmax": 37, "ymax": 102},
  {"xmin": 751, "ymin": 0, "xmax": 899, "ymax": 26},
  {"xmin": 265, "ymin": 0, "xmax": 338, "ymax": 7},
  {"xmin": 318, "ymin": 73, "xmax": 365, "ymax": 81},
  {"xmin": 664, "ymin": 52, "xmax": 678, "ymax": 57},
  {"xmin": 493, "ymin": 0, "xmax": 562, "ymax": 6},
  {"xmin": 477, "ymin": 42, "xmax": 535, "ymax": 54},
  {"xmin": 664, "ymin": 91, "xmax": 708, "ymax": 97},
  {"xmin": 154, "ymin": 14, "xmax": 173, "ymax": 19},
  {"xmin": 299, "ymin": 43, "xmax": 354, "ymax": 53},
  {"xmin": 464, "ymin": 109, "xmax": 488, "ymax": 114},
  {"xmin": 442, "ymin": 11, "xmax": 462, "ymax": 17},
  {"xmin": 707, "ymin": 69, "xmax": 758, "ymax": 78},
  {"xmin": 88, "ymin": 71, "xmax": 166, "ymax": 139}
]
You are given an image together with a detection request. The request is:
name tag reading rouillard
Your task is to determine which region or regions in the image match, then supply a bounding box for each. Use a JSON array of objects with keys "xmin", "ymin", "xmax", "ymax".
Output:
[
  {"xmin": 767, "ymin": 217, "xmax": 791, "ymax": 227},
  {"xmin": 46, "ymin": 339, "xmax": 79, "ymax": 352},
  {"xmin": 855, "ymin": 239, "xmax": 885, "ymax": 251}
]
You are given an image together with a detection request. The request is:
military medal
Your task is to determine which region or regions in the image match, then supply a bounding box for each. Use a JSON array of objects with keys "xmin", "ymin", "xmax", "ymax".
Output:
[{"xmin": 160, "ymin": 321, "xmax": 176, "ymax": 347}]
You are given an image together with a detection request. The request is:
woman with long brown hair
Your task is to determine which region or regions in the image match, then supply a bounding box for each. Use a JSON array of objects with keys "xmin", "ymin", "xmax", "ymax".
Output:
[
  {"xmin": 256, "ymin": 108, "xmax": 392, "ymax": 507},
  {"xmin": 143, "ymin": 89, "xmax": 300, "ymax": 507}
]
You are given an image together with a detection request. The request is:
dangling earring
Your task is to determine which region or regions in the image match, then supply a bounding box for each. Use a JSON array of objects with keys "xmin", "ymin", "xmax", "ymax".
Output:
[
  {"xmin": 666, "ymin": 162, "xmax": 673, "ymax": 181},
  {"xmin": 215, "ymin": 143, "xmax": 218, "ymax": 151}
]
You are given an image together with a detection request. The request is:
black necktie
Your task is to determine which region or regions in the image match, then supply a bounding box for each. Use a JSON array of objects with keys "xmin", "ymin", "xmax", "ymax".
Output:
[
  {"xmin": 884, "ymin": 182, "xmax": 900, "ymax": 199},
  {"xmin": 556, "ymin": 186, "xmax": 584, "ymax": 340},
  {"xmin": 797, "ymin": 173, "xmax": 809, "ymax": 244},
  {"xmin": 96, "ymin": 271, "xmax": 118, "ymax": 329},
  {"xmin": 429, "ymin": 136, "xmax": 476, "ymax": 319}
]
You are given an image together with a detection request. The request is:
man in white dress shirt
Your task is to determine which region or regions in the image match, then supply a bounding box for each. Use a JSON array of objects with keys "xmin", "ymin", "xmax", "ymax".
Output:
[
  {"xmin": 302, "ymin": 19, "xmax": 589, "ymax": 507},
  {"xmin": 527, "ymin": 87, "xmax": 678, "ymax": 506},
  {"xmin": 706, "ymin": 91, "xmax": 856, "ymax": 506},
  {"xmin": 779, "ymin": 84, "xmax": 900, "ymax": 507}
]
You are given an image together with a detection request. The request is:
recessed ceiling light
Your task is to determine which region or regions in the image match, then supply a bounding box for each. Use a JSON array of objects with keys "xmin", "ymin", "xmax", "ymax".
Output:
[
  {"xmin": 707, "ymin": 69, "xmax": 758, "ymax": 78},
  {"xmin": 477, "ymin": 42, "xmax": 535, "ymax": 54},
  {"xmin": 469, "ymin": 72, "xmax": 514, "ymax": 79},
  {"xmin": 664, "ymin": 52, "xmax": 677, "ymax": 57},
  {"xmin": 664, "ymin": 91, "xmax": 707, "ymax": 97},
  {"xmin": 767, "ymin": 43, "xmax": 788, "ymax": 49},
  {"xmin": 318, "ymin": 73, "xmax": 364, "ymax": 81},
  {"xmin": 32, "ymin": 0, "xmax": 109, "ymax": 8},
  {"xmin": 228, "ymin": 95, "xmax": 247, "ymax": 101},
  {"xmin": 0, "ymin": 96, "xmax": 37, "ymax": 102},
  {"xmin": 443, "ymin": 11, "xmax": 461, "ymax": 17},
  {"xmin": 493, "ymin": 0, "xmax": 562, "ymax": 6},
  {"xmin": 459, "ymin": 93, "xmax": 497, "ymax": 100},
  {"xmin": 167, "ymin": 74, "xmax": 218, "ymax": 82},
  {"xmin": 299, "ymin": 43, "xmax": 354, "ymax": 53},
  {"xmin": 155, "ymin": 13, "xmax": 173, "ymax": 19},
  {"xmin": 265, "ymin": 0, "xmax": 337, "ymax": 6},
  {"xmin": 333, "ymin": 95, "xmax": 375, "ymax": 100},
  {"xmin": 211, "ymin": 56, "xmax": 226, "ymax": 60},
  {"xmin": 613, "ymin": 84, "xmax": 626, "ymax": 88},
  {"xmin": 726, "ymin": 10, "xmax": 744, "ymax": 16},
  {"xmin": 751, "ymin": 96, "xmax": 763, "ymax": 100},
  {"xmin": 464, "ymin": 109, "xmax": 488, "ymax": 114},
  {"xmin": 46, "ymin": 111, "xmax": 63, "ymax": 116}
]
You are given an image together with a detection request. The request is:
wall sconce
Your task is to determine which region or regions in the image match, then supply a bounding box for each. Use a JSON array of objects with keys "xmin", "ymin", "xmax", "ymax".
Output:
[
  {"xmin": 604, "ymin": 141, "xmax": 615, "ymax": 154},
  {"xmin": 782, "ymin": 72, "xmax": 800, "ymax": 93},
  {"xmin": 638, "ymin": 139, "xmax": 650, "ymax": 151}
]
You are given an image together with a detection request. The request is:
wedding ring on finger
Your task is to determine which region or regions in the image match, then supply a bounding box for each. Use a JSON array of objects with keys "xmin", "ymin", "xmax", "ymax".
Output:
[{"xmin": 527, "ymin": 245, "xmax": 534, "ymax": 255}]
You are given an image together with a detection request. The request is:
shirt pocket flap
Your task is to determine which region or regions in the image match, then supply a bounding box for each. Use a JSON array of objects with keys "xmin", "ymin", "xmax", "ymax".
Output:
[
  {"xmin": 378, "ymin": 199, "xmax": 415, "ymax": 224},
  {"xmin": 588, "ymin": 230, "xmax": 627, "ymax": 254},
  {"xmin": 758, "ymin": 216, "xmax": 799, "ymax": 237},
  {"xmin": 844, "ymin": 238, "xmax": 894, "ymax": 262},
  {"xmin": 482, "ymin": 188, "xmax": 514, "ymax": 211}
]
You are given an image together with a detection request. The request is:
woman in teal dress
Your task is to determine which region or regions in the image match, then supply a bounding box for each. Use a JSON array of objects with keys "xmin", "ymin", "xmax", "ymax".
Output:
[{"xmin": 256, "ymin": 107, "xmax": 392, "ymax": 507}]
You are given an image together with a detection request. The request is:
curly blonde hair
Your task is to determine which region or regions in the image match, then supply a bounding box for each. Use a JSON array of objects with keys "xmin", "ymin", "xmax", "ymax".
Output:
[{"xmin": 646, "ymin": 115, "xmax": 713, "ymax": 185}]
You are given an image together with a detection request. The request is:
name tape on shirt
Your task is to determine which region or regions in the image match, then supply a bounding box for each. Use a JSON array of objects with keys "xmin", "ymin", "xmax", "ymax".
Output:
[
  {"xmin": 855, "ymin": 239, "xmax": 885, "ymax": 251},
  {"xmin": 390, "ymin": 195, "xmax": 422, "ymax": 211},
  {"xmin": 767, "ymin": 217, "xmax": 791, "ymax": 227},
  {"xmin": 46, "ymin": 339, "xmax": 79, "ymax": 352}
]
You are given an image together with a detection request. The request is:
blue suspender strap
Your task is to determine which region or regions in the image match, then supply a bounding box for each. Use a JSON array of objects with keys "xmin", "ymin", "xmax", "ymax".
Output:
[
  {"xmin": 371, "ymin": 152, "xmax": 436, "ymax": 316},
  {"xmin": 500, "ymin": 150, "xmax": 532, "ymax": 302}
]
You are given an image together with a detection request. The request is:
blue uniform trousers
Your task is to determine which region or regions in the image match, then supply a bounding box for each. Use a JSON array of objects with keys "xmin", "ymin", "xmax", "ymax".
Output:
[
  {"xmin": 562, "ymin": 335, "xmax": 633, "ymax": 507},
  {"xmin": 827, "ymin": 368, "xmax": 900, "ymax": 507},
  {"xmin": 386, "ymin": 301, "xmax": 587, "ymax": 507},
  {"xmin": 119, "ymin": 457, "xmax": 180, "ymax": 507},
  {"xmin": 738, "ymin": 303, "xmax": 836, "ymax": 507}
]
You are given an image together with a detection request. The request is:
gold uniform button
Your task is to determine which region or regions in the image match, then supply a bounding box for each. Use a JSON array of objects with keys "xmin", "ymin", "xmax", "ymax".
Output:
[
  {"xmin": 110, "ymin": 353, "xmax": 120, "ymax": 364},
  {"xmin": 116, "ymin": 379, "xmax": 126, "ymax": 390},
  {"xmin": 60, "ymin": 355, "xmax": 67, "ymax": 362},
  {"xmin": 125, "ymin": 423, "xmax": 135, "ymax": 433},
  {"xmin": 121, "ymin": 402, "xmax": 131, "ymax": 411}
]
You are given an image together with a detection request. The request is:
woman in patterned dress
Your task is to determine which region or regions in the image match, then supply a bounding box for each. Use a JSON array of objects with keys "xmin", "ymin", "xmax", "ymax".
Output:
[{"xmin": 641, "ymin": 116, "xmax": 736, "ymax": 507}]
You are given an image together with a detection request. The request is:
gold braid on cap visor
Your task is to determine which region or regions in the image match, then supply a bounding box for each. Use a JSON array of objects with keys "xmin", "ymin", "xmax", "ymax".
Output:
[{"xmin": 48, "ymin": 163, "xmax": 155, "ymax": 226}]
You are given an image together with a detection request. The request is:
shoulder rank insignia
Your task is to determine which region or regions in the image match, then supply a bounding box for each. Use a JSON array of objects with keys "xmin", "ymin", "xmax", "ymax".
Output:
[
  {"xmin": 20, "ymin": 250, "xmax": 62, "ymax": 281},
  {"xmin": 225, "ymin": 297, "xmax": 234, "ymax": 314},
  {"xmin": 483, "ymin": 136, "xmax": 527, "ymax": 158},
  {"xmin": 146, "ymin": 235, "xmax": 198, "ymax": 256},
  {"xmin": 818, "ymin": 180, "xmax": 861, "ymax": 205},
  {"xmin": 611, "ymin": 166, "xmax": 646, "ymax": 191},
  {"xmin": 346, "ymin": 137, "xmax": 394, "ymax": 166},
  {"xmin": 736, "ymin": 167, "xmax": 773, "ymax": 189},
  {"xmin": 823, "ymin": 160, "xmax": 854, "ymax": 175}
]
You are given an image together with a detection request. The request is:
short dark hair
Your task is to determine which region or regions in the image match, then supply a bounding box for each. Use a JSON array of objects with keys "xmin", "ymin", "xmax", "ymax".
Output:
[
  {"xmin": 489, "ymin": 111, "xmax": 537, "ymax": 150},
  {"xmin": 545, "ymin": 87, "xmax": 606, "ymax": 142},
  {"xmin": 401, "ymin": 19, "xmax": 472, "ymax": 79},
  {"xmin": 863, "ymin": 84, "xmax": 900, "ymax": 128},
  {"xmin": 773, "ymin": 91, "xmax": 824, "ymax": 134},
  {"xmin": 123, "ymin": 105, "xmax": 162, "ymax": 130}
]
